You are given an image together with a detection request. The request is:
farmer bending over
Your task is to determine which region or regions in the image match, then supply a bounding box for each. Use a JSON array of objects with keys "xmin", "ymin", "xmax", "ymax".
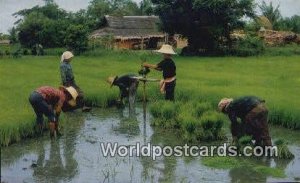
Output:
[
  {"xmin": 29, "ymin": 86, "xmax": 78, "ymax": 138},
  {"xmin": 143, "ymin": 44, "xmax": 176, "ymax": 101},
  {"xmin": 107, "ymin": 74, "xmax": 139, "ymax": 110},
  {"xmin": 218, "ymin": 96, "xmax": 272, "ymax": 147},
  {"xmin": 60, "ymin": 51, "xmax": 91, "ymax": 112}
]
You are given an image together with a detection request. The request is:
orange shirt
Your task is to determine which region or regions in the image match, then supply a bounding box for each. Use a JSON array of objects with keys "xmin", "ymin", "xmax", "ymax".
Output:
[{"xmin": 36, "ymin": 86, "xmax": 65, "ymax": 108}]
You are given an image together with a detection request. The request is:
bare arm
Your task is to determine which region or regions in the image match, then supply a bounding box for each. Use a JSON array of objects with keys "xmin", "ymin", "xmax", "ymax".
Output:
[{"xmin": 142, "ymin": 63, "xmax": 162, "ymax": 71}]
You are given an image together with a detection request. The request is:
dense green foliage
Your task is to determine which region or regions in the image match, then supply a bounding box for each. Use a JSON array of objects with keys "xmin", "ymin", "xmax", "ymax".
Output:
[
  {"xmin": 276, "ymin": 15, "xmax": 300, "ymax": 33},
  {"xmin": 152, "ymin": 0, "xmax": 255, "ymax": 55},
  {"xmin": 64, "ymin": 25, "xmax": 89, "ymax": 54},
  {"xmin": 251, "ymin": 2, "xmax": 300, "ymax": 33},
  {"xmin": 232, "ymin": 35, "xmax": 265, "ymax": 56},
  {"xmin": 12, "ymin": 0, "xmax": 154, "ymax": 54},
  {"xmin": 1, "ymin": 51, "xmax": 300, "ymax": 146}
]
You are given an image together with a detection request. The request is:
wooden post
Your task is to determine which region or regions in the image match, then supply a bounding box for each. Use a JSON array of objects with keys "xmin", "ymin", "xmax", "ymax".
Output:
[
  {"xmin": 142, "ymin": 80, "xmax": 147, "ymax": 140},
  {"xmin": 143, "ymin": 80, "xmax": 146, "ymax": 121},
  {"xmin": 165, "ymin": 33, "xmax": 169, "ymax": 44}
]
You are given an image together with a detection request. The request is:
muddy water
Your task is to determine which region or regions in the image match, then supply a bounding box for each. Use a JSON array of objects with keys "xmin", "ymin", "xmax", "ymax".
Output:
[{"xmin": 1, "ymin": 107, "xmax": 300, "ymax": 183}]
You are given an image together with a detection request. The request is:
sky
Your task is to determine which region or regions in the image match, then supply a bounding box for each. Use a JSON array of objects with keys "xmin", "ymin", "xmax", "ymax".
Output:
[{"xmin": 0, "ymin": 0, "xmax": 300, "ymax": 34}]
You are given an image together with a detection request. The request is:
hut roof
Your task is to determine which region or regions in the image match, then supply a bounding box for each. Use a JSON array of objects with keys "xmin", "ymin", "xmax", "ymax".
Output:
[
  {"xmin": 90, "ymin": 16, "xmax": 164, "ymax": 40},
  {"xmin": 0, "ymin": 40, "xmax": 11, "ymax": 45}
]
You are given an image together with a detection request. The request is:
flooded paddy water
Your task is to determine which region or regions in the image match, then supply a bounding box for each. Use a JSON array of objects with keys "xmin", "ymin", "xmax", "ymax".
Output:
[{"xmin": 1, "ymin": 107, "xmax": 300, "ymax": 183}]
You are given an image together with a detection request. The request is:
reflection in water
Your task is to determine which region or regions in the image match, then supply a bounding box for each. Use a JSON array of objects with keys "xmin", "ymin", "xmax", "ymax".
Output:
[
  {"xmin": 1, "ymin": 107, "xmax": 300, "ymax": 183},
  {"xmin": 229, "ymin": 158, "xmax": 271, "ymax": 183},
  {"xmin": 33, "ymin": 140, "xmax": 76, "ymax": 183},
  {"xmin": 113, "ymin": 108, "xmax": 140, "ymax": 137},
  {"xmin": 33, "ymin": 113, "xmax": 84, "ymax": 182},
  {"xmin": 229, "ymin": 157, "xmax": 293, "ymax": 183}
]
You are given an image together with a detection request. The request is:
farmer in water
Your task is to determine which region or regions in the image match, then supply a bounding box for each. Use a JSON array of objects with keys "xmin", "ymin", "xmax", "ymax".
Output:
[
  {"xmin": 60, "ymin": 51, "xmax": 91, "ymax": 112},
  {"xmin": 29, "ymin": 86, "xmax": 78, "ymax": 137},
  {"xmin": 107, "ymin": 74, "xmax": 139, "ymax": 111},
  {"xmin": 218, "ymin": 96, "xmax": 272, "ymax": 147},
  {"xmin": 142, "ymin": 44, "xmax": 176, "ymax": 101}
]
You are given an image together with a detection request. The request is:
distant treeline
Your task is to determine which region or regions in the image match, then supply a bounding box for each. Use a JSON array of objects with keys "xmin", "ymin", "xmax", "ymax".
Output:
[{"xmin": 1, "ymin": 0, "xmax": 299, "ymax": 56}]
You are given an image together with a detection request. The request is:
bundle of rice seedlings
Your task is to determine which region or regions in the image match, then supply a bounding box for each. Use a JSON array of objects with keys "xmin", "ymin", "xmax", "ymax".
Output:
[
  {"xmin": 194, "ymin": 102, "xmax": 213, "ymax": 117},
  {"xmin": 150, "ymin": 101, "xmax": 164, "ymax": 118},
  {"xmin": 237, "ymin": 135, "xmax": 254, "ymax": 155},
  {"xmin": 200, "ymin": 111, "xmax": 226, "ymax": 140},
  {"xmin": 274, "ymin": 139, "xmax": 294, "ymax": 159}
]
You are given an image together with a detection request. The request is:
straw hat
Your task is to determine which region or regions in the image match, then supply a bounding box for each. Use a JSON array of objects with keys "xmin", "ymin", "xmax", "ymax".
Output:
[
  {"xmin": 107, "ymin": 76, "xmax": 118, "ymax": 87},
  {"xmin": 156, "ymin": 44, "xmax": 176, "ymax": 55},
  {"xmin": 59, "ymin": 86, "xmax": 78, "ymax": 107},
  {"xmin": 218, "ymin": 98, "xmax": 233, "ymax": 112},
  {"xmin": 61, "ymin": 51, "xmax": 74, "ymax": 62}
]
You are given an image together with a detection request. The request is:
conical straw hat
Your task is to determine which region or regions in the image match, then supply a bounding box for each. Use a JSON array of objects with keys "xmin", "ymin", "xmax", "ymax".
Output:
[
  {"xmin": 156, "ymin": 44, "xmax": 176, "ymax": 55},
  {"xmin": 61, "ymin": 51, "xmax": 74, "ymax": 62},
  {"xmin": 218, "ymin": 98, "xmax": 233, "ymax": 112},
  {"xmin": 107, "ymin": 76, "xmax": 117, "ymax": 87},
  {"xmin": 59, "ymin": 86, "xmax": 78, "ymax": 107}
]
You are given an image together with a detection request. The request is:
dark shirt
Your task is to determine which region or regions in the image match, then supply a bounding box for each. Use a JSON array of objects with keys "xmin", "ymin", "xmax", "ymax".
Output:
[
  {"xmin": 227, "ymin": 96, "xmax": 265, "ymax": 119},
  {"xmin": 60, "ymin": 61, "xmax": 75, "ymax": 86},
  {"xmin": 157, "ymin": 58, "xmax": 176, "ymax": 79},
  {"xmin": 114, "ymin": 74, "xmax": 137, "ymax": 90}
]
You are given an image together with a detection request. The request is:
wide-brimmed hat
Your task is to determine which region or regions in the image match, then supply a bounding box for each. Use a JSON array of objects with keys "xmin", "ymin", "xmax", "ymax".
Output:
[
  {"xmin": 61, "ymin": 51, "xmax": 74, "ymax": 62},
  {"xmin": 59, "ymin": 86, "xmax": 78, "ymax": 107},
  {"xmin": 107, "ymin": 76, "xmax": 118, "ymax": 87},
  {"xmin": 218, "ymin": 98, "xmax": 233, "ymax": 112},
  {"xmin": 156, "ymin": 44, "xmax": 176, "ymax": 55}
]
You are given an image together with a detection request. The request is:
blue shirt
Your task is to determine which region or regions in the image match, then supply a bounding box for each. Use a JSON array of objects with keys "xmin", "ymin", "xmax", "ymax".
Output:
[{"xmin": 60, "ymin": 61, "xmax": 75, "ymax": 86}]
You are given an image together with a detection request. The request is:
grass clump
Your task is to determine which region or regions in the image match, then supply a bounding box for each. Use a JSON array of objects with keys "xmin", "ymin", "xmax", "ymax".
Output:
[
  {"xmin": 274, "ymin": 139, "xmax": 294, "ymax": 159},
  {"xmin": 199, "ymin": 111, "xmax": 226, "ymax": 140},
  {"xmin": 202, "ymin": 156, "xmax": 286, "ymax": 178},
  {"xmin": 150, "ymin": 101, "xmax": 226, "ymax": 142},
  {"xmin": 149, "ymin": 101, "xmax": 180, "ymax": 128},
  {"xmin": 194, "ymin": 102, "xmax": 213, "ymax": 117},
  {"xmin": 253, "ymin": 166, "xmax": 285, "ymax": 178},
  {"xmin": 202, "ymin": 156, "xmax": 241, "ymax": 169}
]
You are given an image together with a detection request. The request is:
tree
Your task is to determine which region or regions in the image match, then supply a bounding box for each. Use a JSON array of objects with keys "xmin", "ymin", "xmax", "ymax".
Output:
[
  {"xmin": 152, "ymin": 0, "xmax": 255, "ymax": 55},
  {"xmin": 0, "ymin": 33, "xmax": 10, "ymax": 40},
  {"xmin": 277, "ymin": 15, "xmax": 300, "ymax": 33},
  {"xmin": 43, "ymin": 0, "xmax": 54, "ymax": 5},
  {"xmin": 14, "ymin": 0, "xmax": 154, "ymax": 50},
  {"xmin": 14, "ymin": 2, "xmax": 87, "ymax": 49},
  {"xmin": 87, "ymin": 0, "xmax": 111, "ymax": 30},
  {"xmin": 140, "ymin": 0, "xmax": 154, "ymax": 15},
  {"xmin": 17, "ymin": 12, "xmax": 50, "ymax": 48},
  {"xmin": 64, "ymin": 25, "xmax": 89, "ymax": 54},
  {"xmin": 112, "ymin": 1, "xmax": 140, "ymax": 16},
  {"xmin": 8, "ymin": 27, "xmax": 18, "ymax": 43},
  {"xmin": 288, "ymin": 15, "xmax": 300, "ymax": 33},
  {"xmin": 259, "ymin": 1, "xmax": 281, "ymax": 30}
]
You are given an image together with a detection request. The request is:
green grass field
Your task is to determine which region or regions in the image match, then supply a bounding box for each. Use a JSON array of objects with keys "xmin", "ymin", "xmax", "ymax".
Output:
[{"xmin": 0, "ymin": 50, "xmax": 299, "ymax": 146}]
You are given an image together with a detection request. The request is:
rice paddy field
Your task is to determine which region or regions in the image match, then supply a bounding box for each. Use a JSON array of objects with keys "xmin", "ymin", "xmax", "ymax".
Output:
[{"xmin": 0, "ymin": 50, "xmax": 300, "ymax": 146}]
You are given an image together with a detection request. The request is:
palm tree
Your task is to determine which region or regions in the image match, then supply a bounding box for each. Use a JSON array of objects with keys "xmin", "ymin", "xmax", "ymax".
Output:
[{"xmin": 259, "ymin": 1, "xmax": 281, "ymax": 29}]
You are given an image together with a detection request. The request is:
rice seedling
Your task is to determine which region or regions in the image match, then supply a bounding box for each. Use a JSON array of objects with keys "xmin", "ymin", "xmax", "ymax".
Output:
[
  {"xmin": 150, "ymin": 101, "xmax": 226, "ymax": 142},
  {"xmin": 274, "ymin": 139, "xmax": 294, "ymax": 159},
  {"xmin": 199, "ymin": 111, "xmax": 226, "ymax": 140},
  {"xmin": 202, "ymin": 156, "xmax": 286, "ymax": 178},
  {"xmin": 193, "ymin": 102, "xmax": 213, "ymax": 117}
]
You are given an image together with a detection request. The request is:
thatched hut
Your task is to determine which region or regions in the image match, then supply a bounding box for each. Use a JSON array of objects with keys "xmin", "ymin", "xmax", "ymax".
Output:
[
  {"xmin": 0, "ymin": 40, "xmax": 11, "ymax": 45},
  {"xmin": 90, "ymin": 15, "xmax": 165, "ymax": 49}
]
